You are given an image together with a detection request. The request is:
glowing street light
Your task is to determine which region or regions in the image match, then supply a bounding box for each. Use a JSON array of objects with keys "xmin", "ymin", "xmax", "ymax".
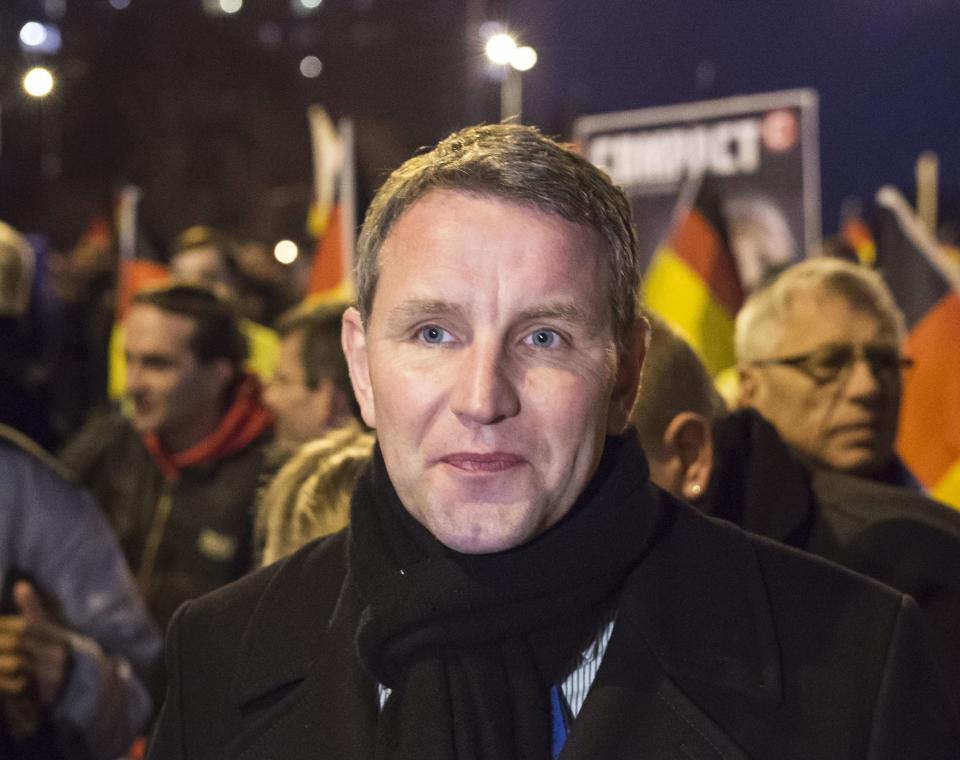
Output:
[
  {"xmin": 483, "ymin": 28, "xmax": 537, "ymax": 123},
  {"xmin": 19, "ymin": 22, "xmax": 48, "ymax": 48},
  {"xmin": 18, "ymin": 21, "xmax": 61, "ymax": 54},
  {"xmin": 485, "ymin": 33, "xmax": 517, "ymax": 66},
  {"xmin": 510, "ymin": 46, "xmax": 537, "ymax": 72},
  {"xmin": 274, "ymin": 240, "xmax": 299, "ymax": 265},
  {"xmin": 23, "ymin": 67, "xmax": 55, "ymax": 98}
]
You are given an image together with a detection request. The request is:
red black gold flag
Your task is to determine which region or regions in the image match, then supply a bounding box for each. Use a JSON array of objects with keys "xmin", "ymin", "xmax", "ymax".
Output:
[
  {"xmin": 874, "ymin": 186, "xmax": 960, "ymax": 509},
  {"xmin": 114, "ymin": 186, "xmax": 169, "ymax": 320},
  {"xmin": 642, "ymin": 176, "xmax": 744, "ymax": 375},
  {"xmin": 306, "ymin": 107, "xmax": 355, "ymax": 303},
  {"xmin": 108, "ymin": 186, "xmax": 169, "ymax": 397}
]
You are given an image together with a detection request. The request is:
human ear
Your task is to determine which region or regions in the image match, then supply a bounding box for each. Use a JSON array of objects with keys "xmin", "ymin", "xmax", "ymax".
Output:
[
  {"xmin": 606, "ymin": 319, "xmax": 648, "ymax": 434},
  {"xmin": 661, "ymin": 411, "xmax": 713, "ymax": 502},
  {"xmin": 736, "ymin": 366, "xmax": 759, "ymax": 408},
  {"xmin": 341, "ymin": 307, "xmax": 376, "ymax": 428}
]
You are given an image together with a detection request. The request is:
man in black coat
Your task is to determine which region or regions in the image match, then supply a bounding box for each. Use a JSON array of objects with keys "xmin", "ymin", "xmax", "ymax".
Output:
[
  {"xmin": 147, "ymin": 124, "xmax": 958, "ymax": 759},
  {"xmin": 635, "ymin": 313, "xmax": 960, "ymax": 718}
]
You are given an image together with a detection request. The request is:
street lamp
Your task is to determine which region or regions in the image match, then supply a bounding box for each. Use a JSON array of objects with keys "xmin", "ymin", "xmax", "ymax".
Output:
[
  {"xmin": 23, "ymin": 67, "xmax": 55, "ymax": 98},
  {"xmin": 483, "ymin": 30, "xmax": 537, "ymax": 123}
]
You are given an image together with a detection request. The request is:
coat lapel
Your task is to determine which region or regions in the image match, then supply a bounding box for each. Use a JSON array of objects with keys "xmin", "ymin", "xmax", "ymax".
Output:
[
  {"xmin": 219, "ymin": 498, "xmax": 782, "ymax": 760},
  {"xmin": 563, "ymin": 497, "xmax": 783, "ymax": 759},
  {"xmin": 226, "ymin": 535, "xmax": 378, "ymax": 760}
]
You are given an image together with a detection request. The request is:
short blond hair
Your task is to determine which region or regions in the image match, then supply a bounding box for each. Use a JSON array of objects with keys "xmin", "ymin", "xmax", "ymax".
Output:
[
  {"xmin": 256, "ymin": 422, "xmax": 374, "ymax": 566},
  {"xmin": 735, "ymin": 257, "xmax": 906, "ymax": 364}
]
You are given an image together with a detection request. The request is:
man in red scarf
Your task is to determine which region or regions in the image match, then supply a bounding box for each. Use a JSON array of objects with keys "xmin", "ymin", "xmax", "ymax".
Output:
[{"xmin": 61, "ymin": 284, "xmax": 273, "ymax": 634}]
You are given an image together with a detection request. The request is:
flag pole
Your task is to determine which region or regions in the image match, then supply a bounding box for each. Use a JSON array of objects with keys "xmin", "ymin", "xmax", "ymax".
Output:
[{"xmin": 915, "ymin": 151, "xmax": 938, "ymax": 237}]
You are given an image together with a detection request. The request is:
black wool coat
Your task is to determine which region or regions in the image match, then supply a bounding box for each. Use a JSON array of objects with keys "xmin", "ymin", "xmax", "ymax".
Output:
[
  {"xmin": 147, "ymin": 489, "xmax": 958, "ymax": 759},
  {"xmin": 706, "ymin": 407, "xmax": 960, "ymax": 718}
]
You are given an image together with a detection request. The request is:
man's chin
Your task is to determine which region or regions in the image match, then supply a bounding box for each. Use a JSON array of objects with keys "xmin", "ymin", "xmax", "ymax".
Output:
[
  {"xmin": 823, "ymin": 447, "xmax": 890, "ymax": 478},
  {"xmin": 128, "ymin": 413, "xmax": 158, "ymax": 435},
  {"xmin": 418, "ymin": 507, "xmax": 540, "ymax": 555}
]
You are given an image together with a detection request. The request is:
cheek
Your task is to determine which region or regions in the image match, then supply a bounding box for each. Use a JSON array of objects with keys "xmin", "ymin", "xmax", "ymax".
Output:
[
  {"xmin": 524, "ymin": 370, "xmax": 614, "ymax": 445},
  {"xmin": 371, "ymin": 360, "xmax": 446, "ymax": 427}
]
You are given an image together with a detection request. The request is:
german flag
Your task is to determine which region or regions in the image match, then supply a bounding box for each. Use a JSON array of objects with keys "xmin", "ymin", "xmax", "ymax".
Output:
[
  {"xmin": 875, "ymin": 186, "xmax": 960, "ymax": 509},
  {"xmin": 642, "ymin": 176, "xmax": 744, "ymax": 375},
  {"xmin": 305, "ymin": 107, "xmax": 355, "ymax": 304},
  {"xmin": 108, "ymin": 186, "xmax": 169, "ymax": 398},
  {"xmin": 115, "ymin": 186, "xmax": 169, "ymax": 320}
]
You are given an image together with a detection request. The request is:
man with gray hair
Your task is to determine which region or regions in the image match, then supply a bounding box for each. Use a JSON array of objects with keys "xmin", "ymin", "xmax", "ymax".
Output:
[
  {"xmin": 148, "ymin": 124, "xmax": 956, "ymax": 759},
  {"xmin": 636, "ymin": 312, "xmax": 960, "ymax": 717},
  {"xmin": 736, "ymin": 256, "xmax": 914, "ymax": 484}
]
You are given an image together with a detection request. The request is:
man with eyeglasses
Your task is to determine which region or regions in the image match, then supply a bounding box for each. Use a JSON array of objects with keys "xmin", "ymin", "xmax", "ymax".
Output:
[
  {"xmin": 636, "ymin": 306, "xmax": 960, "ymax": 718},
  {"xmin": 735, "ymin": 257, "xmax": 960, "ymax": 715},
  {"xmin": 736, "ymin": 256, "xmax": 914, "ymax": 484}
]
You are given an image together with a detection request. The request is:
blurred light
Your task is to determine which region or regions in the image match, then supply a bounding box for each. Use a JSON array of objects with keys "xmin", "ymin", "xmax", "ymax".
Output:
[
  {"xmin": 19, "ymin": 23, "xmax": 62, "ymax": 55},
  {"xmin": 479, "ymin": 21, "xmax": 505, "ymax": 41},
  {"xmin": 258, "ymin": 22, "xmax": 282, "ymax": 49},
  {"xmin": 291, "ymin": 0, "xmax": 321, "ymax": 16},
  {"xmin": 19, "ymin": 22, "xmax": 47, "ymax": 48},
  {"xmin": 274, "ymin": 240, "xmax": 299, "ymax": 265},
  {"xmin": 23, "ymin": 67, "xmax": 55, "ymax": 98},
  {"xmin": 300, "ymin": 55, "xmax": 323, "ymax": 78},
  {"xmin": 485, "ymin": 33, "xmax": 517, "ymax": 65},
  {"xmin": 510, "ymin": 45, "xmax": 537, "ymax": 72},
  {"xmin": 44, "ymin": 0, "xmax": 68, "ymax": 19},
  {"xmin": 109, "ymin": 0, "xmax": 131, "ymax": 8},
  {"xmin": 220, "ymin": 0, "xmax": 242, "ymax": 13}
]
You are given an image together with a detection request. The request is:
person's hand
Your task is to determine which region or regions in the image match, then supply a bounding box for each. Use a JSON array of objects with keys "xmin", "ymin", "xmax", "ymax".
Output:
[{"xmin": 0, "ymin": 581, "xmax": 72, "ymax": 705}]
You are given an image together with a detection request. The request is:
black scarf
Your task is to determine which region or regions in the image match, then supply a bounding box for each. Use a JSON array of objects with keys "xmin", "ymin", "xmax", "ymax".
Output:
[{"xmin": 348, "ymin": 431, "xmax": 664, "ymax": 760}]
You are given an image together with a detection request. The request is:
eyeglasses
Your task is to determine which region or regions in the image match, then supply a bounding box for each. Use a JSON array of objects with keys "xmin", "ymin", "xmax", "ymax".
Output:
[{"xmin": 751, "ymin": 342, "xmax": 913, "ymax": 386}]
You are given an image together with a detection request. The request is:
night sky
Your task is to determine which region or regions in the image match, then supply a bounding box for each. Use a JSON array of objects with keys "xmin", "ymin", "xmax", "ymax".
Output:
[
  {"xmin": 513, "ymin": 0, "xmax": 960, "ymax": 232},
  {"xmin": 1, "ymin": 0, "xmax": 957, "ymax": 247}
]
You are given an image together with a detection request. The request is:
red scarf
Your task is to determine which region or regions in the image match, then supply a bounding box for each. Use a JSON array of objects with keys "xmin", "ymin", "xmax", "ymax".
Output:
[{"xmin": 143, "ymin": 374, "xmax": 273, "ymax": 482}]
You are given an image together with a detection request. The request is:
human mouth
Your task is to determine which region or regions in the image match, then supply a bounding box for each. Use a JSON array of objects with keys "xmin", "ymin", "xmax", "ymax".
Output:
[
  {"xmin": 831, "ymin": 421, "xmax": 881, "ymax": 438},
  {"xmin": 439, "ymin": 452, "xmax": 527, "ymax": 473}
]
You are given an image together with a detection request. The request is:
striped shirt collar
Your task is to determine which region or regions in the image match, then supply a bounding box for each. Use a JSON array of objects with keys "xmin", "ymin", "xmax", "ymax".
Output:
[{"xmin": 377, "ymin": 609, "xmax": 617, "ymax": 718}]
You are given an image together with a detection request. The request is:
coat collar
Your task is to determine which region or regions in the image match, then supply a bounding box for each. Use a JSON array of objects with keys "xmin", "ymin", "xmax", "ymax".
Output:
[
  {"xmin": 615, "ymin": 490, "xmax": 783, "ymax": 706},
  {"xmin": 225, "ymin": 492, "xmax": 782, "ymax": 759},
  {"xmin": 228, "ymin": 532, "xmax": 378, "ymax": 759},
  {"xmin": 231, "ymin": 532, "xmax": 369, "ymax": 705}
]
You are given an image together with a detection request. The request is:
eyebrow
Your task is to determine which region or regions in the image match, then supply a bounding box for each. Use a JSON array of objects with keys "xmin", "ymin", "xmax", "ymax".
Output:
[
  {"xmin": 516, "ymin": 302, "xmax": 594, "ymax": 327},
  {"xmin": 386, "ymin": 300, "xmax": 469, "ymax": 332},
  {"xmin": 386, "ymin": 299, "xmax": 599, "ymax": 332}
]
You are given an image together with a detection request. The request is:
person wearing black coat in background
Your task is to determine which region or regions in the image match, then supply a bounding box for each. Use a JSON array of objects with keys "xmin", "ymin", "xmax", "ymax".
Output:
[{"xmin": 634, "ymin": 313, "xmax": 960, "ymax": 721}]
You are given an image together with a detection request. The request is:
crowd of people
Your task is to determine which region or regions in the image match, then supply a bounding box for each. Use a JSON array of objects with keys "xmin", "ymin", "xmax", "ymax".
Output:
[{"xmin": 1, "ymin": 122, "xmax": 958, "ymax": 758}]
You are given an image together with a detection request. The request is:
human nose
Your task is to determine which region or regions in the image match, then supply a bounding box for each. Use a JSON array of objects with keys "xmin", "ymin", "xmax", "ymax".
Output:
[
  {"xmin": 449, "ymin": 339, "xmax": 520, "ymax": 426},
  {"xmin": 263, "ymin": 378, "xmax": 279, "ymax": 411},
  {"xmin": 844, "ymin": 352, "xmax": 885, "ymax": 401},
  {"xmin": 125, "ymin": 361, "xmax": 145, "ymax": 394}
]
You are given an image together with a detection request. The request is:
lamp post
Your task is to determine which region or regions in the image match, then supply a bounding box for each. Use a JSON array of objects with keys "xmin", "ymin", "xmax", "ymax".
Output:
[{"xmin": 484, "ymin": 32, "xmax": 537, "ymax": 123}]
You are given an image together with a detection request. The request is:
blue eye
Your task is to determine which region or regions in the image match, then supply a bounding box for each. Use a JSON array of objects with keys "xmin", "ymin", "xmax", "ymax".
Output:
[
  {"xmin": 527, "ymin": 329, "xmax": 559, "ymax": 348},
  {"xmin": 419, "ymin": 325, "xmax": 448, "ymax": 344}
]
